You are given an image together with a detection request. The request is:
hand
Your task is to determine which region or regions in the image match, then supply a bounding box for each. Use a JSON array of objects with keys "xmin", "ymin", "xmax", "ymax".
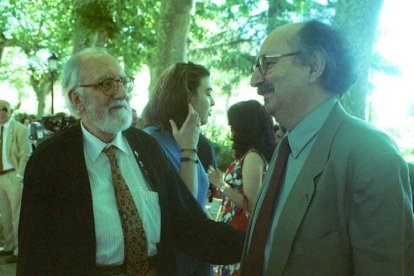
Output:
[
  {"xmin": 207, "ymin": 165, "xmax": 225, "ymax": 189},
  {"xmin": 170, "ymin": 103, "xmax": 200, "ymax": 149}
]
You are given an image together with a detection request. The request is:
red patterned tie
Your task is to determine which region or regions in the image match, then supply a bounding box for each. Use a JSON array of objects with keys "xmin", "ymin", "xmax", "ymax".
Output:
[
  {"xmin": 103, "ymin": 145, "xmax": 149, "ymax": 275},
  {"xmin": 242, "ymin": 137, "xmax": 291, "ymax": 275}
]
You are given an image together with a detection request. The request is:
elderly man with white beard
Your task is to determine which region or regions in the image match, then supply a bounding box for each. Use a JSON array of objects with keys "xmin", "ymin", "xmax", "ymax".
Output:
[{"xmin": 17, "ymin": 48, "xmax": 244, "ymax": 276}]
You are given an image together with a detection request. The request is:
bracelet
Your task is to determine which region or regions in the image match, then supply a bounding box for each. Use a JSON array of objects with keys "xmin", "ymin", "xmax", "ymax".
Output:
[
  {"xmin": 220, "ymin": 183, "xmax": 230, "ymax": 193},
  {"xmin": 180, "ymin": 157, "xmax": 199, "ymax": 163},
  {"xmin": 180, "ymin": 148, "xmax": 198, "ymax": 153}
]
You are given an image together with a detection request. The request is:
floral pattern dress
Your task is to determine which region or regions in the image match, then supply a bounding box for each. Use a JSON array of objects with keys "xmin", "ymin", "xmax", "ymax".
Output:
[{"xmin": 215, "ymin": 149, "xmax": 267, "ymax": 276}]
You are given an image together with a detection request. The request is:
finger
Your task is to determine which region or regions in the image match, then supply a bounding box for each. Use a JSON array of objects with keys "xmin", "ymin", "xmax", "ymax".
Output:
[
  {"xmin": 188, "ymin": 103, "xmax": 195, "ymax": 115},
  {"xmin": 189, "ymin": 103, "xmax": 200, "ymax": 123},
  {"xmin": 169, "ymin": 119, "xmax": 178, "ymax": 134}
]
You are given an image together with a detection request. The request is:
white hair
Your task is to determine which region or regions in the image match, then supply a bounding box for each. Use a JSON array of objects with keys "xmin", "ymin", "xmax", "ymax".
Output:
[{"xmin": 60, "ymin": 47, "xmax": 109, "ymax": 117}]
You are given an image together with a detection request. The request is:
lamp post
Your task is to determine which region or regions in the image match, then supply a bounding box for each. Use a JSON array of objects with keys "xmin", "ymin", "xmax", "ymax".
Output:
[{"xmin": 47, "ymin": 53, "xmax": 59, "ymax": 115}]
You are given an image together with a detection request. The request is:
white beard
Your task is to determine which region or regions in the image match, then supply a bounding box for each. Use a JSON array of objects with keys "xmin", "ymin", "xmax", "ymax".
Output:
[{"xmin": 82, "ymin": 96, "xmax": 132, "ymax": 134}]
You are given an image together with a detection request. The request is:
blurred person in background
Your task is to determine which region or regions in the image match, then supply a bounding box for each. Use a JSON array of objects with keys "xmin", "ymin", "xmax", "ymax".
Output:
[
  {"xmin": 208, "ymin": 100, "xmax": 276, "ymax": 275},
  {"xmin": 0, "ymin": 100, "xmax": 31, "ymax": 263}
]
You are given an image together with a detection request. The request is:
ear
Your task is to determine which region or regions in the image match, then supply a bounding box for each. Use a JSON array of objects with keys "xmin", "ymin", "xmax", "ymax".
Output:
[
  {"xmin": 307, "ymin": 51, "xmax": 326, "ymax": 84},
  {"xmin": 69, "ymin": 90, "xmax": 85, "ymax": 112}
]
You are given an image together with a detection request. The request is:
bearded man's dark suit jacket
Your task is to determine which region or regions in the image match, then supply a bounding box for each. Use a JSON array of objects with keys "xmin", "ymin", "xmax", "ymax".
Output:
[{"xmin": 17, "ymin": 125, "xmax": 244, "ymax": 275}]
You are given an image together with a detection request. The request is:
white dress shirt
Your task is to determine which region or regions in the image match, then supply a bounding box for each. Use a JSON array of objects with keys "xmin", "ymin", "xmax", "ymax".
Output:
[
  {"xmin": 81, "ymin": 123, "xmax": 161, "ymax": 265},
  {"xmin": 1, "ymin": 118, "xmax": 14, "ymax": 171}
]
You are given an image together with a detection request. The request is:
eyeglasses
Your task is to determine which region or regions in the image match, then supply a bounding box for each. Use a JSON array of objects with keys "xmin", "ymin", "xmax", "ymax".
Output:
[
  {"xmin": 0, "ymin": 107, "xmax": 9, "ymax": 112},
  {"xmin": 78, "ymin": 76, "xmax": 134, "ymax": 96},
  {"xmin": 251, "ymin": 52, "xmax": 303, "ymax": 75}
]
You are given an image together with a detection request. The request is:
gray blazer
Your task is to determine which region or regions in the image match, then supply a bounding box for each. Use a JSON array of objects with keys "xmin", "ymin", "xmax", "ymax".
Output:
[{"xmin": 244, "ymin": 103, "xmax": 414, "ymax": 275}]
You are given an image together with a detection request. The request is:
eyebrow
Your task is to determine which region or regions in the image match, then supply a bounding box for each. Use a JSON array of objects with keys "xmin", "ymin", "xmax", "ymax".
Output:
[{"xmin": 96, "ymin": 74, "xmax": 126, "ymax": 82}]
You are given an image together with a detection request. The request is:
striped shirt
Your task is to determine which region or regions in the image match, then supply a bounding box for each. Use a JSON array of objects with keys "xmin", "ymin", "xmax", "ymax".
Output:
[{"xmin": 81, "ymin": 123, "xmax": 161, "ymax": 265}]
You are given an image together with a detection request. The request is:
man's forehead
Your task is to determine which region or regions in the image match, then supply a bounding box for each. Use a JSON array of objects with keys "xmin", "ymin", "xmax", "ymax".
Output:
[
  {"xmin": 79, "ymin": 53, "xmax": 123, "ymax": 80},
  {"xmin": 259, "ymin": 23, "xmax": 303, "ymax": 55}
]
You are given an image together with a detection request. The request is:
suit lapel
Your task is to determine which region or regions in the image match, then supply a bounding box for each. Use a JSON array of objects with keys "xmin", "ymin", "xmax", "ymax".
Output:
[
  {"xmin": 267, "ymin": 103, "xmax": 347, "ymax": 275},
  {"xmin": 6, "ymin": 120, "xmax": 15, "ymax": 159},
  {"xmin": 124, "ymin": 129, "xmax": 159, "ymax": 192}
]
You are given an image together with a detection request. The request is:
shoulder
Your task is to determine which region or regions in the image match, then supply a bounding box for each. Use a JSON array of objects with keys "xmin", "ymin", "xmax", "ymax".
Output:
[
  {"xmin": 31, "ymin": 125, "xmax": 81, "ymax": 161},
  {"xmin": 339, "ymin": 114, "xmax": 400, "ymax": 157},
  {"xmin": 126, "ymin": 127, "xmax": 162, "ymax": 146},
  {"xmin": 11, "ymin": 120, "xmax": 28, "ymax": 133},
  {"xmin": 243, "ymin": 150, "xmax": 265, "ymax": 168},
  {"xmin": 124, "ymin": 127, "xmax": 176, "ymax": 159},
  {"xmin": 332, "ymin": 115, "xmax": 406, "ymax": 185},
  {"xmin": 143, "ymin": 125, "xmax": 173, "ymax": 144}
]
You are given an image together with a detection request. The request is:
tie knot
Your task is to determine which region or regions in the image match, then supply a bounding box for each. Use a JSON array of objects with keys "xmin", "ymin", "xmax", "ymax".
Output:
[
  {"xmin": 279, "ymin": 137, "xmax": 291, "ymax": 154},
  {"xmin": 103, "ymin": 145, "xmax": 118, "ymax": 159}
]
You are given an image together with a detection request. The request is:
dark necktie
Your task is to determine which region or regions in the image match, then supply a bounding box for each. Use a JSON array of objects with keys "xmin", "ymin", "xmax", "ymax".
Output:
[
  {"xmin": 0, "ymin": 125, "xmax": 3, "ymax": 171},
  {"xmin": 242, "ymin": 137, "xmax": 291, "ymax": 275},
  {"xmin": 103, "ymin": 145, "xmax": 149, "ymax": 275}
]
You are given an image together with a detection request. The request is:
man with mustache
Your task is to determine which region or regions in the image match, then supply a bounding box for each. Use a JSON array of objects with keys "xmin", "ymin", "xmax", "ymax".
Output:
[
  {"xmin": 241, "ymin": 20, "xmax": 414, "ymax": 275},
  {"xmin": 17, "ymin": 48, "xmax": 244, "ymax": 275}
]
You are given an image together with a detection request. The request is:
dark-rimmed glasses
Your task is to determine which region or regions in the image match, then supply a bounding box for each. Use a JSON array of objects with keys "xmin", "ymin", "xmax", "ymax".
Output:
[
  {"xmin": 251, "ymin": 52, "xmax": 303, "ymax": 75},
  {"xmin": 78, "ymin": 76, "xmax": 134, "ymax": 96}
]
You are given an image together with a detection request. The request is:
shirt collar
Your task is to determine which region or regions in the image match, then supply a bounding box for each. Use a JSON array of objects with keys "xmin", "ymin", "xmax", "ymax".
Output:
[
  {"xmin": 1, "ymin": 117, "xmax": 13, "ymax": 129},
  {"xmin": 81, "ymin": 122, "xmax": 130, "ymax": 162},
  {"xmin": 287, "ymin": 97, "xmax": 338, "ymax": 158}
]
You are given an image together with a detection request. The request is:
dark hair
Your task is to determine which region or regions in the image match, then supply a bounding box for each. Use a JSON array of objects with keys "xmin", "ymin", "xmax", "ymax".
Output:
[
  {"xmin": 228, "ymin": 100, "xmax": 276, "ymax": 162},
  {"xmin": 293, "ymin": 20, "xmax": 357, "ymax": 96},
  {"xmin": 273, "ymin": 124, "xmax": 286, "ymax": 134},
  {"xmin": 143, "ymin": 62, "xmax": 210, "ymax": 131}
]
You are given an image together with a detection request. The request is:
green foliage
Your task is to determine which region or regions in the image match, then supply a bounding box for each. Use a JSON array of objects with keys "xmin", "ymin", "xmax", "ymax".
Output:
[
  {"xmin": 75, "ymin": 1, "xmax": 117, "ymax": 35},
  {"xmin": 107, "ymin": 0, "xmax": 160, "ymax": 74},
  {"xmin": 203, "ymin": 124, "xmax": 233, "ymax": 171},
  {"xmin": 213, "ymin": 142, "xmax": 234, "ymax": 172},
  {"xmin": 0, "ymin": 0, "xmax": 391, "ymax": 121}
]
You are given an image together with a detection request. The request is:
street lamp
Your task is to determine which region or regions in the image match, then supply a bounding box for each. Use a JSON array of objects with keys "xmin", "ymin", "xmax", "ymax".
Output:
[{"xmin": 47, "ymin": 53, "xmax": 59, "ymax": 114}]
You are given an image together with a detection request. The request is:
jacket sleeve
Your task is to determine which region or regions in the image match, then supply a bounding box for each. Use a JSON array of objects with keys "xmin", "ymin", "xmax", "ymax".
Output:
[
  {"xmin": 14, "ymin": 123, "xmax": 32, "ymax": 176},
  {"xmin": 348, "ymin": 133, "xmax": 414, "ymax": 275},
  {"xmin": 139, "ymin": 133, "xmax": 245, "ymax": 265},
  {"xmin": 17, "ymin": 147, "xmax": 54, "ymax": 275}
]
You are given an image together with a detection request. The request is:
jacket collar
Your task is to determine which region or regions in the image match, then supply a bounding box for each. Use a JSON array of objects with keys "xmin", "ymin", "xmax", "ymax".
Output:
[{"xmin": 266, "ymin": 102, "xmax": 348, "ymax": 274}]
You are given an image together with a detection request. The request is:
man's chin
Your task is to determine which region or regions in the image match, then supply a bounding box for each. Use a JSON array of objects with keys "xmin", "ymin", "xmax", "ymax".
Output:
[{"xmin": 264, "ymin": 104, "xmax": 276, "ymax": 115}]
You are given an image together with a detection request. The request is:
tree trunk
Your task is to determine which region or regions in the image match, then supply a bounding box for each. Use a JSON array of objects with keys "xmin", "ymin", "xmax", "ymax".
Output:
[
  {"xmin": 30, "ymin": 76, "xmax": 48, "ymax": 117},
  {"xmin": 72, "ymin": 0, "xmax": 111, "ymax": 53},
  {"xmin": 150, "ymin": 0, "xmax": 193, "ymax": 91},
  {"xmin": 333, "ymin": 0, "xmax": 384, "ymax": 119}
]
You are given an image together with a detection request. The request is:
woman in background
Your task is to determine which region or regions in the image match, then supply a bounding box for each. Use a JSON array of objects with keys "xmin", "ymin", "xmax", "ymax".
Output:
[
  {"xmin": 142, "ymin": 62, "xmax": 215, "ymax": 276},
  {"xmin": 208, "ymin": 100, "xmax": 275, "ymax": 276}
]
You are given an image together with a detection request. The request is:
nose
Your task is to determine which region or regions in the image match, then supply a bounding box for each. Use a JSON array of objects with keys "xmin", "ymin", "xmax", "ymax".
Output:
[
  {"xmin": 250, "ymin": 69, "xmax": 264, "ymax": 88},
  {"xmin": 210, "ymin": 96, "xmax": 215, "ymax": 107},
  {"xmin": 114, "ymin": 82, "xmax": 129, "ymax": 100}
]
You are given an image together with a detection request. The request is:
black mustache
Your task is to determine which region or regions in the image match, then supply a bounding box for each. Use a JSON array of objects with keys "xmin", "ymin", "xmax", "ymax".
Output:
[{"xmin": 257, "ymin": 83, "xmax": 274, "ymax": 95}]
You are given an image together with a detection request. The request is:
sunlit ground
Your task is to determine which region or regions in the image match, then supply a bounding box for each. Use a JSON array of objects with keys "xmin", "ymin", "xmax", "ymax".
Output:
[{"xmin": 0, "ymin": 0, "xmax": 413, "ymax": 161}]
